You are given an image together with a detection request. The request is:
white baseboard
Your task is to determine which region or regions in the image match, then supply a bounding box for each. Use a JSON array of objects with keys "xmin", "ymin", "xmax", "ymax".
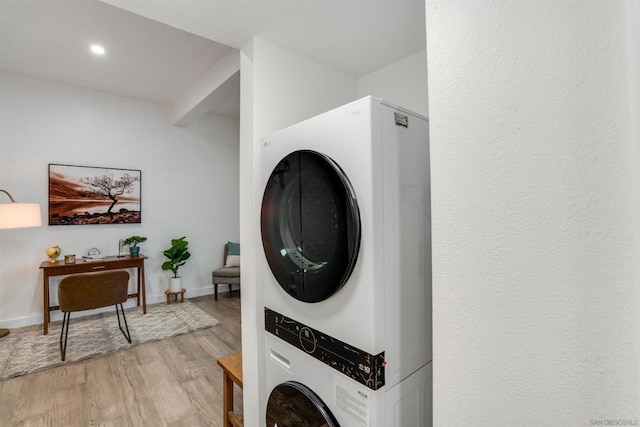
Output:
[{"xmin": 0, "ymin": 284, "xmax": 230, "ymax": 330}]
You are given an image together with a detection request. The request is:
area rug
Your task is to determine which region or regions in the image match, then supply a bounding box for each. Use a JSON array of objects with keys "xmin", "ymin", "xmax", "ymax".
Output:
[{"xmin": 0, "ymin": 300, "xmax": 219, "ymax": 381}]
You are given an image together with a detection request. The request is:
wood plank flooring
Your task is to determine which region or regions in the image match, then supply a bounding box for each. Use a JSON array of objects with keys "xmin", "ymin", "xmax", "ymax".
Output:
[{"xmin": 0, "ymin": 293, "xmax": 242, "ymax": 427}]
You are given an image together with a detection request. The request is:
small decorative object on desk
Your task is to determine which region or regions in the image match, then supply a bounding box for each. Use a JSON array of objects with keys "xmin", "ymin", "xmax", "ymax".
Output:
[
  {"xmin": 123, "ymin": 235, "xmax": 147, "ymax": 256},
  {"xmin": 64, "ymin": 254, "xmax": 76, "ymax": 264},
  {"xmin": 46, "ymin": 245, "xmax": 61, "ymax": 264},
  {"xmin": 82, "ymin": 247, "xmax": 103, "ymax": 261}
]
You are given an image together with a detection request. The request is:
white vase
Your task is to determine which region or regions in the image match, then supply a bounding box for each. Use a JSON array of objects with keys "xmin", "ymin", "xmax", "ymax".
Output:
[{"xmin": 169, "ymin": 277, "xmax": 182, "ymax": 292}]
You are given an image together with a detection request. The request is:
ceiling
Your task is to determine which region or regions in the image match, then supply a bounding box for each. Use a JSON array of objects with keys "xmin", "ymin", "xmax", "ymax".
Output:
[{"xmin": 0, "ymin": 0, "xmax": 426, "ymax": 121}]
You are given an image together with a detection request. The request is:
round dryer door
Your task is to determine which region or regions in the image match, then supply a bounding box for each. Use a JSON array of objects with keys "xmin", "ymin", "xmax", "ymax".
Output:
[
  {"xmin": 266, "ymin": 381, "xmax": 340, "ymax": 427},
  {"xmin": 261, "ymin": 150, "xmax": 361, "ymax": 303}
]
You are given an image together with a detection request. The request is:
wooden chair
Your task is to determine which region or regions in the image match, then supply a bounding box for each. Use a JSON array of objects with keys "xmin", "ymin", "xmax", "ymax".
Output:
[
  {"xmin": 58, "ymin": 270, "xmax": 132, "ymax": 361},
  {"xmin": 212, "ymin": 243, "xmax": 241, "ymax": 300}
]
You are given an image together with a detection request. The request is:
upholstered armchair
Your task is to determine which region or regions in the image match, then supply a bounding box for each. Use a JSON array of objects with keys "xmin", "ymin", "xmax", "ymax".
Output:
[{"xmin": 212, "ymin": 242, "xmax": 240, "ymax": 300}]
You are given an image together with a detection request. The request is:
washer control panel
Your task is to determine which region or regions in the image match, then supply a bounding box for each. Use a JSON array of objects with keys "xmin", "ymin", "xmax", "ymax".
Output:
[{"xmin": 265, "ymin": 307, "xmax": 385, "ymax": 390}]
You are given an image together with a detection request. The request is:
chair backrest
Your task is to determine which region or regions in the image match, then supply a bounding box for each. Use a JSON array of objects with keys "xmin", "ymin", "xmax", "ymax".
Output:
[
  {"xmin": 58, "ymin": 270, "xmax": 130, "ymax": 312},
  {"xmin": 223, "ymin": 243, "xmax": 229, "ymax": 264}
]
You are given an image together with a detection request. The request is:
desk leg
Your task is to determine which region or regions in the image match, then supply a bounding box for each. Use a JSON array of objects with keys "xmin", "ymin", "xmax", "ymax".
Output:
[
  {"xmin": 135, "ymin": 267, "xmax": 141, "ymax": 308},
  {"xmin": 140, "ymin": 264, "xmax": 147, "ymax": 314},
  {"xmin": 43, "ymin": 272, "xmax": 50, "ymax": 335}
]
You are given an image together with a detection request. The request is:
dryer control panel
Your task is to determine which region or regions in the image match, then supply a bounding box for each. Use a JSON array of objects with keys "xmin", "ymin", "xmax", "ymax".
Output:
[{"xmin": 265, "ymin": 307, "xmax": 385, "ymax": 390}]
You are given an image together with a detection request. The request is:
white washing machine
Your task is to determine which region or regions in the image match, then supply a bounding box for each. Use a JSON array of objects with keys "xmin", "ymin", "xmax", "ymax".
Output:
[
  {"xmin": 260, "ymin": 96, "xmax": 432, "ymax": 425},
  {"xmin": 264, "ymin": 334, "xmax": 432, "ymax": 427}
]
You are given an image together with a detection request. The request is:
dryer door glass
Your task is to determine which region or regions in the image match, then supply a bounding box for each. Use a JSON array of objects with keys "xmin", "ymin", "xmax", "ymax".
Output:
[
  {"xmin": 261, "ymin": 150, "xmax": 360, "ymax": 303},
  {"xmin": 266, "ymin": 381, "xmax": 340, "ymax": 427}
]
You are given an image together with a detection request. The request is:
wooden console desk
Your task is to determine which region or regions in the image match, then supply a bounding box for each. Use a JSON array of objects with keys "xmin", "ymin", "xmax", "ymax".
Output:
[
  {"xmin": 217, "ymin": 352, "xmax": 243, "ymax": 427},
  {"xmin": 39, "ymin": 255, "xmax": 147, "ymax": 335}
]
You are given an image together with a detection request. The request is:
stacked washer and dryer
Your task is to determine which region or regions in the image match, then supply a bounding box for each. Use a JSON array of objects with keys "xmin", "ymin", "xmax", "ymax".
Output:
[{"xmin": 259, "ymin": 96, "xmax": 432, "ymax": 427}]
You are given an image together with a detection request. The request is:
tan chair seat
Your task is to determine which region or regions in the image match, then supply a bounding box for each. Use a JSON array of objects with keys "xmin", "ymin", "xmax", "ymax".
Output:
[
  {"xmin": 58, "ymin": 270, "xmax": 132, "ymax": 361},
  {"xmin": 59, "ymin": 270, "xmax": 130, "ymax": 312}
]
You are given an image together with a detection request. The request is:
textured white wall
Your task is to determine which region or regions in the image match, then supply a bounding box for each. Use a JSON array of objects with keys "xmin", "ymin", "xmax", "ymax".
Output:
[
  {"xmin": 426, "ymin": 1, "xmax": 638, "ymax": 425},
  {"xmin": 0, "ymin": 71, "xmax": 240, "ymax": 327},
  {"xmin": 426, "ymin": 1, "xmax": 640, "ymax": 426},
  {"xmin": 627, "ymin": 0, "xmax": 640, "ymax": 414}
]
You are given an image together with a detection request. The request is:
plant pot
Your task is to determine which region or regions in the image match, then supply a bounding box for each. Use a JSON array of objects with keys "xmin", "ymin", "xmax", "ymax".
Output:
[
  {"xmin": 129, "ymin": 246, "xmax": 140, "ymax": 256},
  {"xmin": 169, "ymin": 277, "xmax": 182, "ymax": 292}
]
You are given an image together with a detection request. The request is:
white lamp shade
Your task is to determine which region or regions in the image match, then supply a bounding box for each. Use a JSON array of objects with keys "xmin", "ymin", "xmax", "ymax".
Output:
[{"xmin": 0, "ymin": 203, "xmax": 42, "ymax": 229}]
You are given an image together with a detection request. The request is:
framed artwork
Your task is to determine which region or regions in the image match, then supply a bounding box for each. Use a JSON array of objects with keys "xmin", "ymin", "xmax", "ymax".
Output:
[{"xmin": 48, "ymin": 164, "xmax": 141, "ymax": 225}]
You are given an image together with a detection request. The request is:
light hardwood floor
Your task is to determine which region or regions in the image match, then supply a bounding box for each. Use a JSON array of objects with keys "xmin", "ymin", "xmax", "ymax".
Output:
[{"xmin": 0, "ymin": 293, "xmax": 242, "ymax": 426}]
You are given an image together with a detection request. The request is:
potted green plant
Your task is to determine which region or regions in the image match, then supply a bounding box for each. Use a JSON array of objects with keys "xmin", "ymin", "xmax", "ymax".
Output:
[
  {"xmin": 162, "ymin": 236, "xmax": 191, "ymax": 292},
  {"xmin": 123, "ymin": 235, "xmax": 147, "ymax": 256}
]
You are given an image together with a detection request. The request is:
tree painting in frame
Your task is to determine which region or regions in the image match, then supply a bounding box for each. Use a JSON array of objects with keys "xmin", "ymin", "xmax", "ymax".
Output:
[{"xmin": 48, "ymin": 164, "xmax": 141, "ymax": 225}]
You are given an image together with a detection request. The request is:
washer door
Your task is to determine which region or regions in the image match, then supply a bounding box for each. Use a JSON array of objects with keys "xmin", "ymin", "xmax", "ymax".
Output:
[
  {"xmin": 261, "ymin": 150, "xmax": 361, "ymax": 303},
  {"xmin": 266, "ymin": 381, "xmax": 340, "ymax": 427}
]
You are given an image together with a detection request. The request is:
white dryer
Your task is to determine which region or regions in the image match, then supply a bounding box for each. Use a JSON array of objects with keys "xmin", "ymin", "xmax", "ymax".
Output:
[
  {"xmin": 260, "ymin": 96, "xmax": 431, "ymax": 406},
  {"xmin": 264, "ymin": 334, "xmax": 432, "ymax": 427}
]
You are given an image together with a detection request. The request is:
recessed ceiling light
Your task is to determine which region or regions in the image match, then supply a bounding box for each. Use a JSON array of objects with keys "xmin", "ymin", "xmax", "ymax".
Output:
[{"xmin": 90, "ymin": 44, "xmax": 105, "ymax": 55}]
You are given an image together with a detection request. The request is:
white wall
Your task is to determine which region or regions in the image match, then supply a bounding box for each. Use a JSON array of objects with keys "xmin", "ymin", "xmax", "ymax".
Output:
[
  {"xmin": 239, "ymin": 37, "xmax": 357, "ymax": 427},
  {"xmin": 0, "ymin": 71, "xmax": 239, "ymax": 328},
  {"xmin": 426, "ymin": 2, "xmax": 638, "ymax": 425},
  {"xmin": 357, "ymin": 49, "xmax": 428, "ymax": 117},
  {"xmin": 629, "ymin": 0, "xmax": 640, "ymax": 413}
]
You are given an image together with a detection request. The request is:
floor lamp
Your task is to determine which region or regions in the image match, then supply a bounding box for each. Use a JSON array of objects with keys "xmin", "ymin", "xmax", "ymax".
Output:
[{"xmin": 0, "ymin": 189, "xmax": 42, "ymax": 338}]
